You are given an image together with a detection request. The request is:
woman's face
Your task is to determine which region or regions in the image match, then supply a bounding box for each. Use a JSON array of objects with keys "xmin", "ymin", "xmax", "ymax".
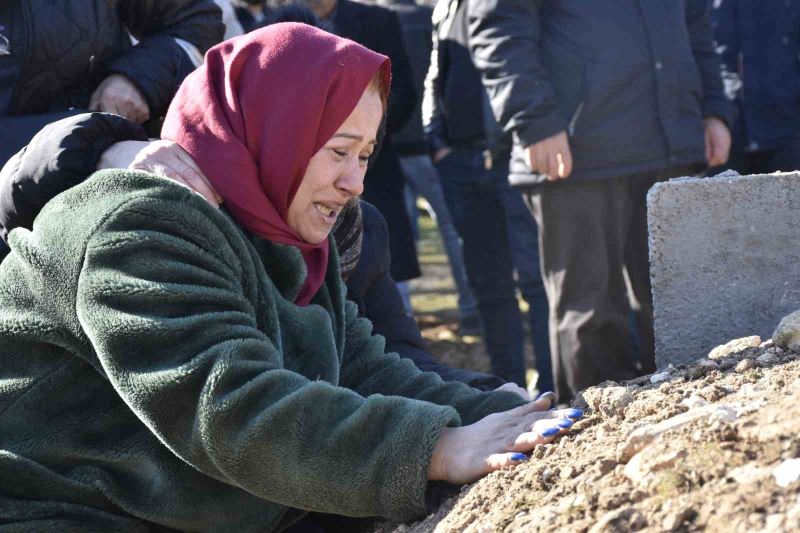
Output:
[{"xmin": 287, "ymin": 87, "xmax": 383, "ymax": 244}]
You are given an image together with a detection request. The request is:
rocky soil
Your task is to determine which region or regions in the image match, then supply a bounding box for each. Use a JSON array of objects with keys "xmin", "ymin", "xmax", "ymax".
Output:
[{"xmin": 380, "ymin": 333, "xmax": 800, "ymax": 532}]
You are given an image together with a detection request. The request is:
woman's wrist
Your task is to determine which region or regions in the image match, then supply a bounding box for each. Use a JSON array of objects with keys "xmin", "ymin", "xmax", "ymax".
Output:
[{"xmin": 428, "ymin": 426, "xmax": 457, "ymax": 481}]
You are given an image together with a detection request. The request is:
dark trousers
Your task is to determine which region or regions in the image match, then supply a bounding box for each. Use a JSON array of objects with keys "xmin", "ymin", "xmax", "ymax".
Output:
[
  {"xmin": 723, "ymin": 133, "xmax": 800, "ymax": 175},
  {"xmin": 436, "ymin": 147, "xmax": 552, "ymax": 390},
  {"xmin": 522, "ymin": 167, "xmax": 693, "ymax": 401}
]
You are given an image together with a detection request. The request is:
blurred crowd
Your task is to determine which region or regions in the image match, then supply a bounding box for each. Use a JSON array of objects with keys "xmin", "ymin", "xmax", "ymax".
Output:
[{"xmin": 0, "ymin": 0, "xmax": 798, "ymax": 403}]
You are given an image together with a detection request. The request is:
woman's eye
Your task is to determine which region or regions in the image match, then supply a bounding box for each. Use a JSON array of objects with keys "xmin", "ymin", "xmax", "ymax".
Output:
[{"xmin": 332, "ymin": 149, "xmax": 347, "ymax": 158}]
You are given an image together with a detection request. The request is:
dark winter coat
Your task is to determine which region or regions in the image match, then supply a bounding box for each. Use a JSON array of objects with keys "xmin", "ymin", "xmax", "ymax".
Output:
[
  {"xmin": 424, "ymin": 0, "xmax": 505, "ymax": 155},
  {"xmin": 333, "ymin": 0, "xmax": 421, "ymax": 281},
  {"xmin": 0, "ymin": 0, "xmax": 223, "ymax": 167},
  {"xmin": 352, "ymin": 202, "xmax": 507, "ymax": 390},
  {"xmin": 376, "ymin": 0, "xmax": 434, "ymax": 155},
  {"xmin": 0, "ymin": 112, "xmax": 504, "ymax": 390},
  {"xmin": 0, "ymin": 168, "xmax": 523, "ymax": 531},
  {"xmin": 468, "ymin": 0, "xmax": 736, "ymax": 186},
  {"xmin": 711, "ymin": 0, "xmax": 800, "ymax": 152},
  {"xmin": 0, "ymin": 0, "xmax": 222, "ymax": 117}
]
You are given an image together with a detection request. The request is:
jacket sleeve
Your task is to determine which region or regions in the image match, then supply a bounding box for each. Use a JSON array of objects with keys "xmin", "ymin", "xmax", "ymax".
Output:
[
  {"xmin": 0, "ymin": 113, "xmax": 147, "ymax": 245},
  {"xmin": 109, "ymin": 0, "xmax": 225, "ymax": 117},
  {"xmin": 340, "ymin": 299, "xmax": 524, "ymax": 425},
  {"xmin": 361, "ymin": 207, "xmax": 507, "ymax": 391},
  {"xmin": 685, "ymin": 0, "xmax": 736, "ymax": 129},
  {"xmin": 379, "ymin": 9, "xmax": 418, "ymax": 135},
  {"xmin": 422, "ymin": 6, "xmax": 450, "ymax": 154},
  {"xmin": 467, "ymin": 0, "xmax": 567, "ymax": 147},
  {"xmin": 74, "ymin": 183, "xmax": 479, "ymax": 522}
]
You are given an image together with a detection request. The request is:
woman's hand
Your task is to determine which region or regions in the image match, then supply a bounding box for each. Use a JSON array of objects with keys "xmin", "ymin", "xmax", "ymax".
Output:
[
  {"xmin": 98, "ymin": 140, "xmax": 222, "ymax": 206},
  {"xmin": 428, "ymin": 399, "xmax": 582, "ymax": 485}
]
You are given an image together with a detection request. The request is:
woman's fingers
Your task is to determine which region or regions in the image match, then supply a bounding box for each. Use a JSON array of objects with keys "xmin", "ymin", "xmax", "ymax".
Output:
[
  {"xmin": 508, "ymin": 417, "xmax": 575, "ymax": 452},
  {"xmin": 485, "ymin": 452, "xmax": 529, "ymax": 471}
]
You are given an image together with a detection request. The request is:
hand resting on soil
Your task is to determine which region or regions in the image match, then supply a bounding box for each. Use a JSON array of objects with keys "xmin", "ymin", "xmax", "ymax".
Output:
[{"xmin": 428, "ymin": 393, "xmax": 583, "ymax": 485}]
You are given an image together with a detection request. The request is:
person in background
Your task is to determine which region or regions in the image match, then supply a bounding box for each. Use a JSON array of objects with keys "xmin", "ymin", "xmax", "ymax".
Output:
[
  {"xmin": 230, "ymin": 0, "xmax": 268, "ymax": 31},
  {"xmin": 376, "ymin": 0, "xmax": 481, "ymax": 333},
  {"xmin": 468, "ymin": 0, "xmax": 735, "ymax": 401},
  {"xmin": 710, "ymin": 0, "xmax": 800, "ymax": 174},
  {"xmin": 424, "ymin": 0, "xmax": 553, "ymax": 392},
  {"xmin": 266, "ymin": 0, "xmax": 423, "ymax": 302},
  {"xmin": 0, "ymin": 0, "xmax": 223, "ymax": 163}
]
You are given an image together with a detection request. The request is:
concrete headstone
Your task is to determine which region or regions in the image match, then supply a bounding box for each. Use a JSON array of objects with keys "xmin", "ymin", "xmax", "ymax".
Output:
[{"xmin": 647, "ymin": 171, "xmax": 800, "ymax": 368}]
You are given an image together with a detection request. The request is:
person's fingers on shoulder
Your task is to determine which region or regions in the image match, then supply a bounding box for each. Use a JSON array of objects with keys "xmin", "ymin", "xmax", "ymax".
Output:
[
  {"xmin": 173, "ymin": 145, "xmax": 222, "ymax": 204},
  {"xmin": 171, "ymin": 161, "xmax": 220, "ymax": 206}
]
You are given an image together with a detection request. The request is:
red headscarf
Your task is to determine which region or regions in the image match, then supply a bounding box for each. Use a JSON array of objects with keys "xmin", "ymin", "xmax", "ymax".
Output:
[{"xmin": 162, "ymin": 23, "xmax": 390, "ymax": 305}]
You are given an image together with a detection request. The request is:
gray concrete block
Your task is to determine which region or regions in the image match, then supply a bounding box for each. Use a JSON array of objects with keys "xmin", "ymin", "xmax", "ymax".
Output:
[{"xmin": 647, "ymin": 171, "xmax": 800, "ymax": 368}]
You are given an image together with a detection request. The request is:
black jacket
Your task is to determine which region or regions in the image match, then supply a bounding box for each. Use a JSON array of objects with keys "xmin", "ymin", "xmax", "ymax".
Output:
[
  {"xmin": 377, "ymin": 0, "xmax": 434, "ymax": 155},
  {"xmin": 711, "ymin": 0, "xmax": 800, "ymax": 152},
  {"xmin": 468, "ymin": 0, "xmax": 736, "ymax": 186},
  {"xmin": 423, "ymin": 0, "xmax": 504, "ymax": 155},
  {"xmin": 0, "ymin": 0, "xmax": 222, "ymax": 168},
  {"xmin": 333, "ymin": 0, "xmax": 421, "ymax": 282},
  {"xmin": 1, "ymin": 0, "xmax": 223, "ymax": 117},
  {"xmin": 0, "ymin": 112, "xmax": 504, "ymax": 391}
]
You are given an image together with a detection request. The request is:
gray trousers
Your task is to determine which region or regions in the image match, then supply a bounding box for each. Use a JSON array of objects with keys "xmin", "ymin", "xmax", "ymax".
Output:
[{"xmin": 522, "ymin": 166, "xmax": 695, "ymax": 400}]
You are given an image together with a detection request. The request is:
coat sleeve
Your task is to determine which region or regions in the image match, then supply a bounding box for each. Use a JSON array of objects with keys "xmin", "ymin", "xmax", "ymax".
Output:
[
  {"xmin": 378, "ymin": 9, "xmax": 418, "ymax": 135},
  {"xmin": 685, "ymin": 0, "xmax": 736, "ymax": 129},
  {"xmin": 361, "ymin": 204, "xmax": 507, "ymax": 391},
  {"xmin": 422, "ymin": 5, "xmax": 450, "ymax": 154},
  {"xmin": 467, "ymin": 0, "xmax": 567, "ymax": 147},
  {"xmin": 74, "ymin": 185, "xmax": 461, "ymax": 522},
  {"xmin": 0, "ymin": 113, "xmax": 147, "ymax": 246},
  {"xmin": 109, "ymin": 0, "xmax": 225, "ymax": 117}
]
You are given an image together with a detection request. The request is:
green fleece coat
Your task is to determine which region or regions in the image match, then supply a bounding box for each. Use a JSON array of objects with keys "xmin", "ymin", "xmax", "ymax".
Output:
[{"xmin": 0, "ymin": 170, "xmax": 524, "ymax": 532}]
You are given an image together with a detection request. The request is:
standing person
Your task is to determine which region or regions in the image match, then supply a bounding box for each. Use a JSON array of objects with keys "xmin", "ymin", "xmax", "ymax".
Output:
[
  {"xmin": 0, "ymin": 24, "xmax": 580, "ymax": 530},
  {"xmin": 710, "ymin": 0, "xmax": 800, "ymax": 174},
  {"xmin": 268, "ymin": 0, "xmax": 423, "ymax": 290},
  {"xmin": 378, "ymin": 0, "xmax": 481, "ymax": 333},
  {"xmin": 468, "ymin": 0, "xmax": 735, "ymax": 401},
  {"xmin": 0, "ymin": 0, "xmax": 223, "ymax": 165},
  {"xmin": 424, "ymin": 0, "xmax": 553, "ymax": 391}
]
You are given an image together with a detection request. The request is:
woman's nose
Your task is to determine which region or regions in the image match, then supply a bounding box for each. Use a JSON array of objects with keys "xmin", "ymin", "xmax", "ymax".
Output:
[{"xmin": 336, "ymin": 162, "xmax": 365, "ymax": 198}]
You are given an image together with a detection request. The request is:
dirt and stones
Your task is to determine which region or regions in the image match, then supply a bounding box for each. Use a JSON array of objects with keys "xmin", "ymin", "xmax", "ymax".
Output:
[{"xmin": 378, "ymin": 337, "xmax": 800, "ymax": 532}]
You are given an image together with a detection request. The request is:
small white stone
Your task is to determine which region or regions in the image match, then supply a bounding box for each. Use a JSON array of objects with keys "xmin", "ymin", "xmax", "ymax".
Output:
[
  {"xmin": 681, "ymin": 395, "xmax": 708, "ymax": 409},
  {"xmin": 773, "ymin": 458, "xmax": 800, "ymax": 487},
  {"xmin": 711, "ymin": 405, "xmax": 738, "ymax": 422},
  {"xmin": 708, "ymin": 335, "xmax": 762, "ymax": 360},
  {"xmin": 650, "ymin": 371, "xmax": 672, "ymax": 384},
  {"xmin": 735, "ymin": 358, "xmax": 754, "ymax": 373}
]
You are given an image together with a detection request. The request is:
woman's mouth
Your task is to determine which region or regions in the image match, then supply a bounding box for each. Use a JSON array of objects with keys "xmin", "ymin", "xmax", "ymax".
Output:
[{"xmin": 314, "ymin": 202, "xmax": 339, "ymax": 223}]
